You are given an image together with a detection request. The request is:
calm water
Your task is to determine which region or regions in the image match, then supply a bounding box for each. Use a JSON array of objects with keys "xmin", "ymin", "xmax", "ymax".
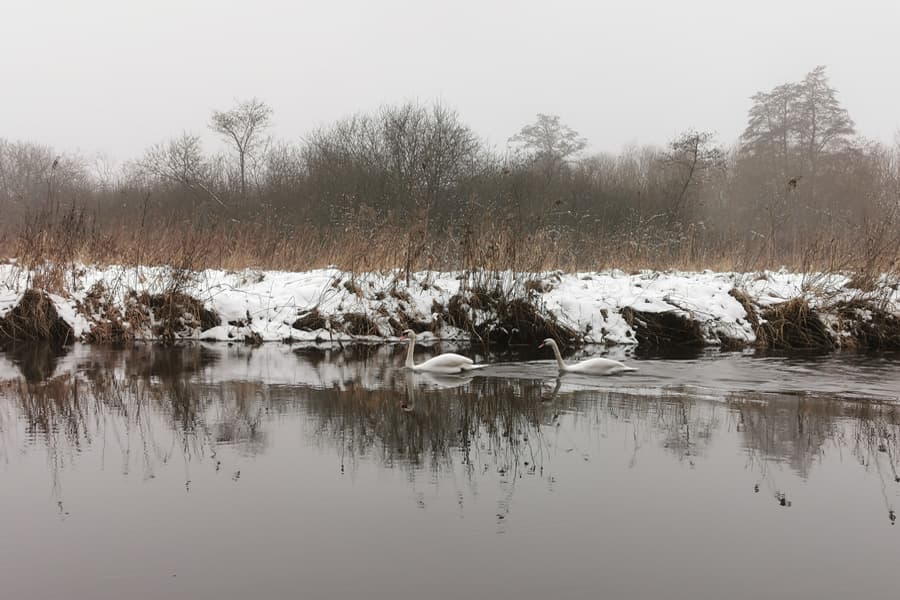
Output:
[{"xmin": 1, "ymin": 343, "xmax": 899, "ymax": 600}]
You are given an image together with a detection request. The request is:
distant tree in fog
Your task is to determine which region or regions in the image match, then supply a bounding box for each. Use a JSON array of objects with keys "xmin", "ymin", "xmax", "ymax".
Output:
[
  {"xmin": 137, "ymin": 133, "xmax": 221, "ymax": 206},
  {"xmin": 510, "ymin": 114, "xmax": 587, "ymax": 181},
  {"xmin": 741, "ymin": 66, "xmax": 855, "ymax": 174},
  {"xmin": 737, "ymin": 65, "xmax": 864, "ymax": 254},
  {"xmin": 0, "ymin": 139, "xmax": 89, "ymax": 212},
  {"xmin": 662, "ymin": 130, "xmax": 725, "ymax": 223},
  {"xmin": 303, "ymin": 102, "xmax": 482, "ymax": 221},
  {"xmin": 210, "ymin": 98, "xmax": 273, "ymax": 198}
]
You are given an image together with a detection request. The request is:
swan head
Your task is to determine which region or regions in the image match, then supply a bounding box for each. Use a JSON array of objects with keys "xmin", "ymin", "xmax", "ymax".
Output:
[
  {"xmin": 538, "ymin": 338, "xmax": 557, "ymax": 349},
  {"xmin": 400, "ymin": 328, "xmax": 416, "ymax": 341}
]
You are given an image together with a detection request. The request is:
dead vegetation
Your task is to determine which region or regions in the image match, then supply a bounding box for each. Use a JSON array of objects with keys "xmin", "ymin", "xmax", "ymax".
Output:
[
  {"xmin": 0, "ymin": 213, "xmax": 896, "ymax": 351},
  {"xmin": 622, "ymin": 307, "xmax": 706, "ymax": 348},
  {"xmin": 341, "ymin": 312, "xmax": 379, "ymax": 337},
  {"xmin": 757, "ymin": 299, "xmax": 834, "ymax": 351},
  {"xmin": 443, "ymin": 285, "xmax": 579, "ymax": 346},
  {"xmin": 2, "ymin": 201, "xmax": 899, "ymax": 277},
  {"xmin": 387, "ymin": 311, "xmax": 433, "ymax": 337},
  {"xmin": 136, "ymin": 292, "xmax": 220, "ymax": 343},
  {"xmin": 292, "ymin": 308, "xmax": 328, "ymax": 332},
  {"xmin": 729, "ymin": 288, "xmax": 760, "ymax": 331},
  {"xmin": 1, "ymin": 278, "xmax": 898, "ymax": 352},
  {"xmin": 77, "ymin": 282, "xmax": 147, "ymax": 344},
  {"xmin": 833, "ymin": 300, "xmax": 900, "ymax": 350},
  {"xmin": 0, "ymin": 290, "xmax": 73, "ymax": 346}
]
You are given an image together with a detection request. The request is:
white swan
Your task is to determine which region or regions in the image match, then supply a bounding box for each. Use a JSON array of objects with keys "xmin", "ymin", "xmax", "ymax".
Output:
[
  {"xmin": 539, "ymin": 338, "xmax": 637, "ymax": 375},
  {"xmin": 401, "ymin": 329, "xmax": 485, "ymax": 374}
]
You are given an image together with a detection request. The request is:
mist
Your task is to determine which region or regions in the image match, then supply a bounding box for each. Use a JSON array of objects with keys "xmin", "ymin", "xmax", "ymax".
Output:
[{"xmin": 2, "ymin": 0, "xmax": 899, "ymax": 160}]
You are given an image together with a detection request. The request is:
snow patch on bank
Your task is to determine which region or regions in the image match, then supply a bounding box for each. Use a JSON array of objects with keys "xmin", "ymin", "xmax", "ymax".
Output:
[{"xmin": 0, "ymin": 264, "xmax": 897, "ymax": 346}]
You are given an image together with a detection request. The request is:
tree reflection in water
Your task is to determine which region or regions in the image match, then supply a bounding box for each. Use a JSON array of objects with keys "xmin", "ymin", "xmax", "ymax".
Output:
[{"xmin": 1, "ymin": 344, "xmax": 898, "ymax": 525}]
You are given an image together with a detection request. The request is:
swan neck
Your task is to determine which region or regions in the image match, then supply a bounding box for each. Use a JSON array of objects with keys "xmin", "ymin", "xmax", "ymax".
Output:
[
  {"xmin": 551, "ymin": 341, "xmax": 566, "ymax": 370},
  {"xmin": 405, "ymin": 335, "xmax": 415, "ymax": 367}
]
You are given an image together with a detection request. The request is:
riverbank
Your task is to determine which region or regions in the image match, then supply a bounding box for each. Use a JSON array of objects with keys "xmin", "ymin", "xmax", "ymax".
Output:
[{"xmin": 2, "ymin": 263, "xmax": 899, "ymax": 351}]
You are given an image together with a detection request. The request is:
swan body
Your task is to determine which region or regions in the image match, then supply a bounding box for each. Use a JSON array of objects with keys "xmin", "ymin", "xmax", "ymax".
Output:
[
  {"xmin": 401, "ymin": 330, "xmax": 485, "ymax": 374},
  {"xmin": 539, "ymin": 338, "xmax": 637, "ymax": 375}
]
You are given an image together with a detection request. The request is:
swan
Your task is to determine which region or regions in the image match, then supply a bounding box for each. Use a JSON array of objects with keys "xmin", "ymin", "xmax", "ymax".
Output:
[
  {"xmin": 539, "ymin": 338, "xmax": 637, "ymax": 375},
  {"xmin": 401, "ymin": 329, "xmax": 485, "ymax": 374}
]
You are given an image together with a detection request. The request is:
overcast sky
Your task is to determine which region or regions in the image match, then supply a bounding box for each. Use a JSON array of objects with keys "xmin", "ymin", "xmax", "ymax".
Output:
[{"xmin": 2, "ymin": 0, "xmax": 898, "ymax": 161}]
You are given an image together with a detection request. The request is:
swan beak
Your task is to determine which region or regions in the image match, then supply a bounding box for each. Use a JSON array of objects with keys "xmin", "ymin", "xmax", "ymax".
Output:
[{"xmin": 537, "ymin": 343, "xmax": 545, "ymax": 349}]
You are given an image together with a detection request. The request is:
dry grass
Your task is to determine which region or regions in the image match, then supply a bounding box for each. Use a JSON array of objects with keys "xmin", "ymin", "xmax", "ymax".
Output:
[
  {"xmin": 1, "ymin": 206, "xmax": 898, "ymax": 351},
  {"xmin": 1, "ymin": 206, "xmax": 899, "ymax": 276},
  {"xmin": 833, "ymin": 300, "xmax": 900, "ymax": 350},
  {"xmin": 0, "ymin": 290, "xmax": 74, "ymax": 346},
  {"xmin": 622, "ymin": 307, "xmax": 706, "ymax": 348},
  {"xmin": 137, "ymin": 292, "xmax": 220, "ymax": 343},
  {"xmin": 78, "ymin": 282, "xmax": 146, "ymax": 344},
  {"xmin": 342, "ymin": 312, "xmax": 380, "ymax": 337},
  {"xmin": 757, "ymin": 299, "xmax": 834, "ymax": 351},
  {"xmin": 292, "ymin": 308, "xmax": 328, "ymax": 332}
]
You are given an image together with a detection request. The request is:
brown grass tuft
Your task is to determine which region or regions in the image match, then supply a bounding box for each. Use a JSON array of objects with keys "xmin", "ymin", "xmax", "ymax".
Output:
[
  {"xmin": 622, "ymin": 307, "xmax": 706, "ymax": 348},
  {"xmin": 758, "ymin": 299, "xmax": 834, "ymax": 351},
  {"xmin": 0, "ymin": 290, "xmax": 74, "ymax": 346},
  {"xmin": 342, "ymin": 312, "xmax": 379, "ymax": 336},
  {"xmin": 137, "ymin": 292, "xmax": 220, "ymax": 343},
  {"xmin": 292, "ymin": 308, "xmax": 328, "ymax": 332},
  {"xmin": 833, "ymin": 300, "xmax": 900, "ymax": 350}
]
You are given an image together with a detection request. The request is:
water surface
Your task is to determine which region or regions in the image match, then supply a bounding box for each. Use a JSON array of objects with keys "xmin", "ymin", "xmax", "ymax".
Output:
[{"xmin": 1, "ymin": 344, "xmax": 899, "ymax": 599}]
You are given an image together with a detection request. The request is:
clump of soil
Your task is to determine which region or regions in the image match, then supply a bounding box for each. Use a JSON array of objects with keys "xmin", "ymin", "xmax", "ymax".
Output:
[
  {"xmin": 445, "ymin": 287, "xmax": 579, "ymax": 345},
  {"xmin": 342, "ymin": 312, "xmax": 379, "ymax": 336},
  {"xmin": 387, "ymin": 312, "xmax": 433, "ymax": 336},
  {"xmin": 729, "ymin": 288, "xmax": 761, "ymax": 331},
  {"xmin": 136, "ymin": 291, "xmax": 220, "ymax": 343},
  {"xmin": 293, "ymin": 308, "xmax": 328, "ymax": 331},
  {"xmin": 758, "ymin": 298, "xmax": 834, "ymax": 351},
  {"xmin": 79, "ymin": 282, "xmax": 149, "ymax": 344},
  {"xmin": 833, "ymin": 300, "xmax": 900, "ymax": 350},
  {"xmin": 446, "ymin": 294, "xmax": 474, "ymax": 331},
  {"xmin": 622, "ymin": 307, "xmax": 706, "ymax": 348},
  {"xmin": 0, "ymin": 290, "xmax": 73, "ymax": 346}
]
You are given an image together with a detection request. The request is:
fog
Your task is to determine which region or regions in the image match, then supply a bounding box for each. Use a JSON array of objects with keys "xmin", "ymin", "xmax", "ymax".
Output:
[{"xmin": 2, "ymin": 0, "xmax": 898, "ymax": 159}]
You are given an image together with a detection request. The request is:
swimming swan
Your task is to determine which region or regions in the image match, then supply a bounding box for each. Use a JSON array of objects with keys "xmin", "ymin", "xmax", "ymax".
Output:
[
  {"xmin": 539, "ymin": 338, "xmax": 637, "ymax": 375},
  {"xmin": 401, "ymin": 329, "xmax": 485, "ymax": 374}
]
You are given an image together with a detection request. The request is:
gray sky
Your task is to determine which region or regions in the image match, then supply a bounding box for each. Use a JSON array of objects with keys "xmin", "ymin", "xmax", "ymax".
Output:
[{"xmin": 2, "ymin": 0, "xmax": 898, "ymax": 161}]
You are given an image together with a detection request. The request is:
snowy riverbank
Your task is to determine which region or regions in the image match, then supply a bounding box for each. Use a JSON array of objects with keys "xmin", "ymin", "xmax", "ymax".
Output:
[{"xmin": 2, "ymin": 263, "xmax": 899, "ymax": 350}]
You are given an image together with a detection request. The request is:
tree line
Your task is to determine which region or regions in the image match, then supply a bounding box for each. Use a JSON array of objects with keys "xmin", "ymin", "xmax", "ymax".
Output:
[{"xmin": 1, "ymin": 65, "xmax": 898, "ymax": 272}]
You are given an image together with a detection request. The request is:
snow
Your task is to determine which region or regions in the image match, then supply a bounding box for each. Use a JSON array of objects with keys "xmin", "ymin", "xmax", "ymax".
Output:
[
  {"xmin": 0, "ymin": 264, "xmax": 897, "ymax": 346},
  {"xmin": 0, "ymin": 287, "xmax": 22, "ymax": 320}
]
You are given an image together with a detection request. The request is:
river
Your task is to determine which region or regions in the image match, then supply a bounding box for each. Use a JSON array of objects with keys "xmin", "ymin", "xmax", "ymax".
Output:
[{"xmin": 1, "ymin": 343, "xmax": 899, "ymax": 599}]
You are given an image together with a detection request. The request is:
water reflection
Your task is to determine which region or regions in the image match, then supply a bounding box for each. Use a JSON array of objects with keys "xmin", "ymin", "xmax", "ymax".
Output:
[
  {"xmin": 0, "ymin": 342, "xmax": 69, "ymax": 381},
  {"xmin": 4, "ymin": 345, "xmax": 900, "ymax": 600},
  {"xmin": 1, "ymin": 344, "xmax": 898, "ymax": 526}
]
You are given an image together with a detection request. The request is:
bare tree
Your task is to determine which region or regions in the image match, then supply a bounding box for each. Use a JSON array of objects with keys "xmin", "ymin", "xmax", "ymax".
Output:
[
  {"xmin": 210, "ymin": 98, "xmax": 273, "ymax": 198},
  {"xmin": 138, "ymin": 133, "xmax": 222, "ymax": 206},
  {"xmin": 303, "ymin": 102, "xmax": 482, "ymax": 221},
  {"xmin": 0, "ymin": 140, "xmax": 89, "ymax": 213},
  {"xmin": 510, "ymin": 114, "xmax": 587, "ymax": 181},
  {"xmin": 662, "ymin": 130, "xmax": 725, "ymax": 222}
]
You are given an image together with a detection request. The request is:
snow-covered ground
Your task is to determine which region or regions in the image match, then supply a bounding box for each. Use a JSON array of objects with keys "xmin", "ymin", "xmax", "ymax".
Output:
[{"xmin": 1, "ymin": 264, "xmax": 897, "ymax": 346}]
